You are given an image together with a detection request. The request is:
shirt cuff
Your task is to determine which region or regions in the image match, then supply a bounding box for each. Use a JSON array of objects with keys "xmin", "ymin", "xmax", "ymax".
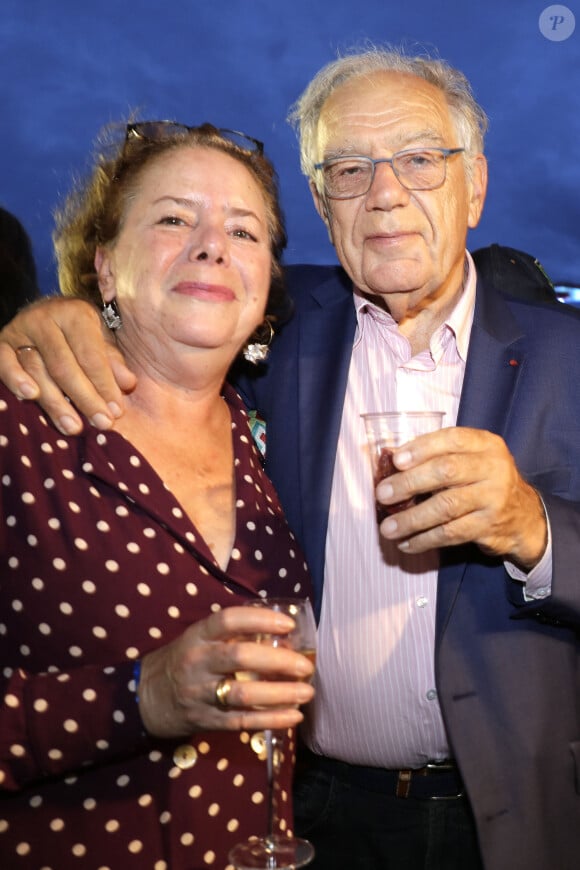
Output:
[{"xmin": 504, "ymin": 513, "xmax": 552, "ymax": 600}]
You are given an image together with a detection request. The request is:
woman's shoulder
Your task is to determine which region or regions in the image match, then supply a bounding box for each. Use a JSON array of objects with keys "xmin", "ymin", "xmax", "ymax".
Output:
[{"xmin": 0, "ymin": 382, "xmax": 74, "ymax": 444}]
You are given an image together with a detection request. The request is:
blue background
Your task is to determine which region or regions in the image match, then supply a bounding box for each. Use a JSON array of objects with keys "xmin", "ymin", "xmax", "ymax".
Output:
[{"xmin": 2, "ymin": 0, "xmax": 579, "ymax": 296}]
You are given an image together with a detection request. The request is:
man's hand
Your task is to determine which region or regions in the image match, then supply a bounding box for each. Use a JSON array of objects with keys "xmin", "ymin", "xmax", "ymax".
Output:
[
  {"xmin": 0, "ymin": 297, "xmax": 136, "ymax": 434},
  {"xmin": 376, "ymin": 426, "xmax": 547, "ymax": 570}
]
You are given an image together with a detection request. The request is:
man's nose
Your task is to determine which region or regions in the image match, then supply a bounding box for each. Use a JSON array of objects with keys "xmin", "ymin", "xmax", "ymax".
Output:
[{"xmin": 365, "ymin": 160, "xmax": 410, "ymax": 209}]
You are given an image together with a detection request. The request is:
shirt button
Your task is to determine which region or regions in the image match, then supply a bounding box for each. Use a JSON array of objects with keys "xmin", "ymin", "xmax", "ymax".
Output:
[
  {"xmin": 173, "ymin": 744, "xmax": 198, "ymax": 769},
  {"xmin": 426, "ymin": 689, "xmax": 438, "ymax": 701},
  {"xmin": 416, "ymin": 596, "xmax": 428, "ymax": 608}
]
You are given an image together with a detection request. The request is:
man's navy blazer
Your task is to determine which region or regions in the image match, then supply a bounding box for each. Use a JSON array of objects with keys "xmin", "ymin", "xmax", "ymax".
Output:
[{"xmin": 234, "ymin": 263, "xmax": 580, "ymax": 869}]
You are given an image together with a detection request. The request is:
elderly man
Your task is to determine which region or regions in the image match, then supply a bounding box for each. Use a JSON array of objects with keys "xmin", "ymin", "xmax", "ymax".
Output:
[{"xmin": 2, "ymin": 47, "xmax": 580, "ymax": 870}]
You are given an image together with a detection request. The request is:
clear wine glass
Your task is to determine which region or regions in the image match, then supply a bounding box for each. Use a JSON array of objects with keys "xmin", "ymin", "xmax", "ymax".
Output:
[{"xmin": 229, "ymin": 597, "xmax": 317, "ymax": 870}]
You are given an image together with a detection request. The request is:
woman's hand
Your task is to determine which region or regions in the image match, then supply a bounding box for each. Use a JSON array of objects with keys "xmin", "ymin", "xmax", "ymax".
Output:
[
  {"xmin": 0, "ymin": 297, "xmax": 135, "ymax": 434},
  {"xmin": 138, "ymin": 606, "xmax": 315, "ymax": 737}
]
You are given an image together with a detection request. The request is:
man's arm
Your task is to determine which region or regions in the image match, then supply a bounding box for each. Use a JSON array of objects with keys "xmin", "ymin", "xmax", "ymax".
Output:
[
  {"xmin": 373, "ymin": 425, "xmax": 580, "ymax": 625},
  {"xmin": 0, "ymin": 297, "xmax": 136, "ymax": 433}
]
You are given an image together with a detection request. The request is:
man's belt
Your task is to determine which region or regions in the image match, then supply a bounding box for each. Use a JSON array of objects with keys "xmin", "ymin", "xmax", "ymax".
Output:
[{"xmin": 302, "ymin": 749, "xmax": 464, "ymax": 800}]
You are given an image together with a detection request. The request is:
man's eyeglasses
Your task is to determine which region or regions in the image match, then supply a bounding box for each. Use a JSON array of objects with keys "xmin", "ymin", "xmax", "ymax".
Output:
[
  {"xmin": 314, "ymin": 147, "xmax": 465, "ymax": 199},
  {"xmin": 124, "ymin": 121, "xmax": 264, "ymax": 155}
]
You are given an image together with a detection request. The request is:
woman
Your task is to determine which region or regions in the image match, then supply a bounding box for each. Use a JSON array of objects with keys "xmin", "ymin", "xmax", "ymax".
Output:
[{"xmin": 0, "ymin": 121, "xmax": 314, "ymax": 869}]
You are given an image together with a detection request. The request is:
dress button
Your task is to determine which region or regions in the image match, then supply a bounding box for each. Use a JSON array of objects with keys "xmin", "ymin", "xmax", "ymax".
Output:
[
  {"xmin": 173, "ymin": 744, "xmax": 198, "ymax": 769},
  {"xmin": 426, "ymin": 689, "xmax": 438, "ymax": 701},
  {"xmin": 251, "ymin": 731, "xmax": 267, "ymax": 760},
  {"xmin": 416, "ymin": 596, "xmax": 428, "ymax": 608}
]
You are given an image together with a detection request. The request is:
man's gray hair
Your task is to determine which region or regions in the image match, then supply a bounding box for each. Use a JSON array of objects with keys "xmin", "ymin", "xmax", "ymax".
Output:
[{"xmin": 288, "ymin": 45, "xmax": 489, "ymax": 184}]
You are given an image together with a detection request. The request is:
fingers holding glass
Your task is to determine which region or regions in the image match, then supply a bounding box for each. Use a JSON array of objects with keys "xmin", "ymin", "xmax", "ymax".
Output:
[
  {"xmin": 229, "ymin": 597, "xmax": 317, "ymax": 869},
  {"xmin": 362, "ymin": 411, "xmax": 444, "ymax": 521}
]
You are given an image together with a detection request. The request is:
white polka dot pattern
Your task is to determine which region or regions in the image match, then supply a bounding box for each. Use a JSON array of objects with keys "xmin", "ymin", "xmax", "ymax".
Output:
[{"xmin": 0, "ymin": 384, "xmax": 310, "ymax": 868}]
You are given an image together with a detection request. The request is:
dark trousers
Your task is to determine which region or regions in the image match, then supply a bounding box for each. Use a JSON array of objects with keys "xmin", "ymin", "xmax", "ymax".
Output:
[{"xmin": 293, "ymin": 764, "xmax": 484, "ymax": 870}]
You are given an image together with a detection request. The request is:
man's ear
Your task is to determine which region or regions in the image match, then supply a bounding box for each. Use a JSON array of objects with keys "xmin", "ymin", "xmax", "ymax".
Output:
[
  {"xmin": 467, "ymin": 154, "xmax": 488, "ymax": 230},
  {"xmin": 309, "ymin": 180, "xmax": 334, "ymax": 245},
  {"xmin": 94, "ymin": 246, "xmax": 116, "ymax": 302}
]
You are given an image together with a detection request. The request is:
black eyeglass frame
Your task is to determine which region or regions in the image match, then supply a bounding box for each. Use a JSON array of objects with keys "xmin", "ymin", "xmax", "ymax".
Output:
[
  {"xmin": 124, "ymin": 121, "xmax": 264, "ymax": 155},
  {"xmin": 314, "ymin": 146, "xmax": 466, "ymax": 199}
]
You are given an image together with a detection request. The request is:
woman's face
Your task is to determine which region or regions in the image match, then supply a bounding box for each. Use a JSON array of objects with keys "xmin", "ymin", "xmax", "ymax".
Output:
[{"xmin": 95, "ymin": 145, "xmax": 273, "ymax": 374}]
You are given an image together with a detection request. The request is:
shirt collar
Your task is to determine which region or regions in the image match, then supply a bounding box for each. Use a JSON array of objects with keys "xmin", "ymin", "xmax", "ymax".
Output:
[
  {"xmin": 446, "ymin": 251, "xmax": 476, "ymax": 361},
  {"xmin": 353, "ymin": 250, "xmax": 477, "ymax": 362}
]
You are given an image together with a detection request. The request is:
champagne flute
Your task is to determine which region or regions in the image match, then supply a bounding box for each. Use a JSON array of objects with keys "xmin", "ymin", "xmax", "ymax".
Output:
[{"xmin": 229, "ymin": 597, "xmax": 316, "ymax": 870}]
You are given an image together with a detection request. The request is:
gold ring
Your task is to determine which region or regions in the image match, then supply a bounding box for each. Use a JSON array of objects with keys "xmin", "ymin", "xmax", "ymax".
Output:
[{"xmin": 215, "ymin": 676, "xmax": 233, "ymax": 709}]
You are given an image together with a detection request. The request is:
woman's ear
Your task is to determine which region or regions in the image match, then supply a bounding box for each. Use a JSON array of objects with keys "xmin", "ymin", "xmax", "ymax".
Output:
[{"xmin": 94, "ymin": 246, "xmax": 116, "ymax": 302}]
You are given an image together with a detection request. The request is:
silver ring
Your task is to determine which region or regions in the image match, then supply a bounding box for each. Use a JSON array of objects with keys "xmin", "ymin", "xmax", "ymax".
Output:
[
  {"xmin": 215, "ymin": 676, "xmax": 233, "ymax": 709},
  {"xmin": 16, "ymin": 345, "xmax": 38, "ymax": 353}
]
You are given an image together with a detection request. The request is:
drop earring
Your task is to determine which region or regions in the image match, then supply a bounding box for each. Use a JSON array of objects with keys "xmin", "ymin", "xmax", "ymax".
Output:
[
  {"xmin": 101, "ymin": 299, "xmax": 122, "ymax": 331},
  {"xmin": 243, "ymin": 320, "xmax": 274, "ymax": 364}
]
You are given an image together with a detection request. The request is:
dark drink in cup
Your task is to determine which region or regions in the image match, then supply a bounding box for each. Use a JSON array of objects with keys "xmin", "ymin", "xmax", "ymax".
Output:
[
  {"xmin": 374, "ymin": 446, "xmax": 416, "ymax": 520},
  {"xmin": 362, "ymin": 411, "xmax": 444, "ymax": 524}
]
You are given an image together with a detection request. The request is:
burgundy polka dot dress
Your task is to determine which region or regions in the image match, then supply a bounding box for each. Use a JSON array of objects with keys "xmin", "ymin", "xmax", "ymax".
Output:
[{"xmin": 0, "ymin": 383, "xmax": 313, "ymax": 869}]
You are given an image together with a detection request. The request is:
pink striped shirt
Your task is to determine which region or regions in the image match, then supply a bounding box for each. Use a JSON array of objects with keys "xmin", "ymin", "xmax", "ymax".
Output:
[{"xmin": 303, "ymin": 252, "xmax": 550, "ymax": 768}]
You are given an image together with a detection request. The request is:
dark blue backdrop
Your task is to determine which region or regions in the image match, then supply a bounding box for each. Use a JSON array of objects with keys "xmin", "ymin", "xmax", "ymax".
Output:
[{"xmin": 2, "ymin": 0, "xmax": 579, "ymax": 296}]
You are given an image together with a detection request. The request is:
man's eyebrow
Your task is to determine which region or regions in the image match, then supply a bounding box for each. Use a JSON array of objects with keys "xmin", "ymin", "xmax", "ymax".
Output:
[
  {"xmin": 401, "ymin": 129, "xmax": 444, "ymax": 144},
  {"xmin": 394, "ymin": 130, "xmax": 447, "ymax": 148},
  {"xmin": 322, "ymin": 130, "xmax": 447, "ymax": 159}
]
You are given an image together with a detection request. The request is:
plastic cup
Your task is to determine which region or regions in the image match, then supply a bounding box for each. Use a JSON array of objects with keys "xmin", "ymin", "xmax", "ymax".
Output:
[{"xmin": 361, "ymin": 411, "xmax": 444, "ymax": 521}]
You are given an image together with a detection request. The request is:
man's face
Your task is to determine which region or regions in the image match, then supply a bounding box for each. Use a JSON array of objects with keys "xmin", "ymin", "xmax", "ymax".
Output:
[{"xmin": 311, "ymin": 71, "xmax": 487, "ymax": 317}]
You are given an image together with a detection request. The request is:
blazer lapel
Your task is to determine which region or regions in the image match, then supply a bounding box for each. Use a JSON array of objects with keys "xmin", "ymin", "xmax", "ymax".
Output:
[
  {"xmin": 296, "ymin": 270, "xmax": 356, "ymax": 615},
  {"xmin": 437, "ymin": 279, "xmax": 527, "ymax": 636},
  {"xmin": 457, "ymin": 280, "xmax": 526, "ymax": 433}
]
